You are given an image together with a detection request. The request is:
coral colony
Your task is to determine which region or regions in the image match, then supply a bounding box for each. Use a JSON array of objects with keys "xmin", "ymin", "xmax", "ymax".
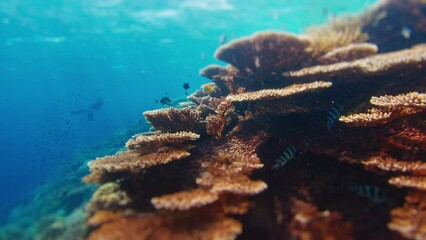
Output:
[{"xmin": 83, "ymin": 1, "xmax": 425, "ymax": 239}]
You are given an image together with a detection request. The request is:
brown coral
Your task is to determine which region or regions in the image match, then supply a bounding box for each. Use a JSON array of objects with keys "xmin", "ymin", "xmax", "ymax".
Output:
[
  {"xmin": 389, "ymin": 191, "xmax": 426, "ymax": 240},
  {"xmin": 389, "ymin": 176, "xmax": 426, "ymax": 190},
  {"xmin": 206, "ymin": 100, "xmax": 234, "ymax": 139},
  {"xmin": 215, "ymin": 31, "xmax": 312, "ymax": 75},
  {"xmin": 386, "ymin": 127, "xmax": 426, "ymax": 151},
  {"xmin": 226, "ymin": 81, "xmax": 332, "ymax": 102},
  {"xmin": 305, "ymin": 15, "xmax": 368, "ymax": 57},
  {"xmin": 196, "ymin": 173, "xmax": 267, "ymax": 195},
  {"xmin": 87, "ymin": 183, "xmax": 131, "ymax": 213},
  {"xmin": 87, "ymin": 213, "xmax": 242, "ymax": 240},
  {"xmin": 87, "ymin": 146, "xmax": 192, "ymax": 173},
  {"xmin": 151, "ymin": 188, "xmax": 219, "ymax": 211},
  {"xmin": 340, "ymin": 92, "xmax": 425, "ymax": 127},
  {"xmin": 370, "ymin": 92, "xmax": 426, "ymax": 109},
  {"xmin": 199, "ymin": 64, "xmax": 241, "ymax": 94},
  {"xmin": 363, "ymin": 156, "xmax": 426, "ymax": 175},
  {"xmin": 143, "ymin": 107, "xmax": 204, "ymax": 133},
  {"xmin": 284, "ymin": 44, "xmax": 426, "ymax": 81},
  {"xmin": 125, "ymin": 131, "xmax": 200, "ymax": 150},
  {"xmin": 290, "ymin": 200, "xmax": 354, "ymax": 240},
  {"xmin": 339, "ymin": 108, "xmax": 393, "ymax": 126},
  {"xmin": 316, "ymin": 43, "xmax": 378, "ymax": 65},
  {"xmin": 87, "ymin": 211, "xmax": 125, "ymax": 227},
  {"xmin": 80, "ymin": 3, "xmax": 426, "ymax": 240}
]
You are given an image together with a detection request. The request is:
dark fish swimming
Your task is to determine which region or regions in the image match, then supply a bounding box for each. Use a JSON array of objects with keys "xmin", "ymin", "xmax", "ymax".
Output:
[
  {"xmin": 352, "ymin": 185, "xmax": 387, "ymax": 204},
  {"xmin": 183, "ymin": 82, "xmax": 190, "ymax": 90},
  {"xmin": 327, "ymin": 103, "xmax": 344, "ymax": 130},
  {"xmin": 273, "ymin": 146, "xmax": 297, "ymax": 170},
  {"xmin": 159, "ymin": 96, "xmax": 172, "ymax": 105},
  {"xmin": 219, "ymin": 34, "xmax": 227, "ymax": 45}
]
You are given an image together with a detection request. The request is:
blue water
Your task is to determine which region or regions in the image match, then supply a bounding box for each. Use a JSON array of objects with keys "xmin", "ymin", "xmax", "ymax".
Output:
[{"xmin": 0, "ymin": 0, "xmax": 377, "ymax": 225}]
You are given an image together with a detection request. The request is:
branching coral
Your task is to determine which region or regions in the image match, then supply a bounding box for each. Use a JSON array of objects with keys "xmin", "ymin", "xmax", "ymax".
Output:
[
  {"xmin": 87, "ymin": 183, "xmax": 131, "ymax": 213},
  {"xmin": 199, "ymin": 64, "xmax": 241, "ymax": 95},
  {"xmin": 196, "ymin": 173, "xmax": 267, "ymax": 195},
  {"xmin": 339, "ymin": 108, "xmax": 393, "ymax": 126},
  {"xmin": 206, "ymin": 100, "xmax": 234, "ymax": 139},
  {"xmin": 284, "ymin": 44, "xmax": 426, "ymax": 80},
  {"xmin": 370, "ymin": 92, "xmax": 426, "ymax": 109},
  {"xmin": 226, "ymin": 81, "xmax": 332, "ymax": 102},
  {"xmin": 82, "ymin": 2, "xmax": 426, "ymax": 240},
  {"xmin": 340, "ymin": 92, "xmax": 425, "ymax": 127},
  {"xmin": 87, "ymin": 213, "xmax": 242, "ymax": 240},
  {"xmin": 151, "ymin": 188, "xmax": 219, "ymax": 211},
  {"xmin": 386, "ymin": 127, "xmax": 426, "ymax": 151},
  {"xmin": 363, "ymin": 156, "xmax": 426, "ymax": 175},
  {"xmin": 389, "ymin": 176, "xmax": 426, "ymax": 190},
  {"xmin": 389, "ymin": 190, "xmax": 426, "ymax": 240},
  {"xmin": 290, "ymin": 200, "xmax": 354, "ymax": 240},
  {"xmin": 143, "ymin": 107, "xmax": 204, "ymax": 133},
  {"xmin": 125, "ymin": 131, "xmax": 200, "ymax": 150},
  {"xmin": 305, "ymin": 15, "xmax": 368, "ymax": 57},
  {"xmin": 87, "ymin": 146, "xmax": 192, "ymax": 173},
  {"xmin": 317, "ymin": 43, "xmax": 378, "ymax": 65}
]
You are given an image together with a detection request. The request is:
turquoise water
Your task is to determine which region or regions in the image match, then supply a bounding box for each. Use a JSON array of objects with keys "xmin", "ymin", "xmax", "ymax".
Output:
[{"xmin": 0, "ymin": 0, "xmax": 376, "ymax": 229}]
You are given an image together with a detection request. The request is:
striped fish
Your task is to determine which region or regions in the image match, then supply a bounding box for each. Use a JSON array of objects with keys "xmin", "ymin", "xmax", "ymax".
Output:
[
  {"xmin": 327, "ymin": 104, "xmax": 344, "ymax": 130},
  {"xmin": 352, "ymin": 185, "xmax": 387, "ymax": 204},
  {"xmin": 273, "ymin": 146, "xmax": 297, "ymax": 170}
]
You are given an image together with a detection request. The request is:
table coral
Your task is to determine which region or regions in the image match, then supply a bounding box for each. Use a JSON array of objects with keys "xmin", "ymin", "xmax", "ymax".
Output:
[{"xmin": 83, "ymin": 1, "xmax": 426, "ymax": 239}]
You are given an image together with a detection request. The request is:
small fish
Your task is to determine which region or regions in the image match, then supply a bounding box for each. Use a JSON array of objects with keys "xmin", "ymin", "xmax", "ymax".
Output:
[
  {"xmin": 352, "ymin": 185, "xmax": 387, "ymax": 204},
  {"xmin": 159, "ymin": 96, "xmax": 172, "ymax": 105},
  {"xmin": 273, "ymin": 146, "xmax": 297, "ymax": 170},
  {"xmin": 401, "ymin": 26, "xmax": 412, "ymax": 39},
  {"xmin": 202, "ymin": 83, "xmax": 216, "ymax": 95},
  {"xmin": 219, "ymin": 34, "xmax": 227, "ymax": 45},
  {"xmin": 183, "ymin": 82, "xmax": 190, "ymax": 90},
  {"xmin": 327, "ymin": 103, "xmax": 344, "ymax": 130}
]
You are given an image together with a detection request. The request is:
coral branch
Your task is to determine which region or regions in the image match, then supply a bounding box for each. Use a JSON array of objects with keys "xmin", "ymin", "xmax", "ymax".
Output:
[
  {"xmin": 151, "ymin": 188, "xmax": 219, "ymax": 211},
  {"xmin": 363, "ymin": 156, "xmax": 426, "ymax": 175},
  {"xmin": 290, "ymin": 200, "xmax": 354, "ymax": 240},
  {"xmin": 126, "ymin": 131, "xmax": 200, "ymax": 150},
  {"xmin": 284, "ymin": 45, "xmax": 426, "ymax": 80},
  {"xmin": 389, "ymin": 191, "xmax": 426, "ymax": 240},
  {"xmin": 143, "ymin": 107, "xmax": 204, "ymax": 133},
  {"xmin": 196, "ymin": 174, "xmax": 267, "ymax": 195},
  {"xmin": 370, "ymin": 92, "xmax": 426, "ymax": 109},
  {"xmin": 87, "ymin": 183, "xmax": 131, "ymax": 213},
  {"xmin": 226, "ymin": 81, "xmax": 332, "ymax": 102},
  {"xmin": 339, "ymin": 108, "xmax": 392, "ymax": 126},
  {"xmin": 306, "ymin": 15, "xmax": 368, "ymax": 56},
  {"xmin": 206, "ymin": 100, "xmax": 233, "ymax": 139},
  {"xmin": 389, "ymin": 176, "xmax": 426, "ymax": 190},
  {"xmin": 317, "ymin": 43, "xmax": 378, "ymax": 65},
  {"xmin": 88, "ymin": 146, "xmax": 192, "ymax": 173},
  {"xmin": 87, "ymin": 213, "xmax": 242, "ymax": 240}
]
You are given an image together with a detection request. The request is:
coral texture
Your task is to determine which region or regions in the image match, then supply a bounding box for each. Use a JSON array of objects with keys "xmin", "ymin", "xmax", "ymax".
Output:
[{"xmin": 83, "ymin": 2, "xmax": 426, "ymax": 239}]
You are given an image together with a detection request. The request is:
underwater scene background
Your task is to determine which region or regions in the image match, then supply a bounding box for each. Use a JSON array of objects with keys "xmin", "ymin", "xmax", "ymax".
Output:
[{"xmin": 1, "ymin": 0, "xmax": 425, "ymax": 239}]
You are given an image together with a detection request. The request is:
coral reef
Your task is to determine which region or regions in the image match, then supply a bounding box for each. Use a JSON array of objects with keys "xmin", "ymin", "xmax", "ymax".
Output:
[{"xmin": 83, "ymin": 1, "xmax": 426, "ymax": 240}]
